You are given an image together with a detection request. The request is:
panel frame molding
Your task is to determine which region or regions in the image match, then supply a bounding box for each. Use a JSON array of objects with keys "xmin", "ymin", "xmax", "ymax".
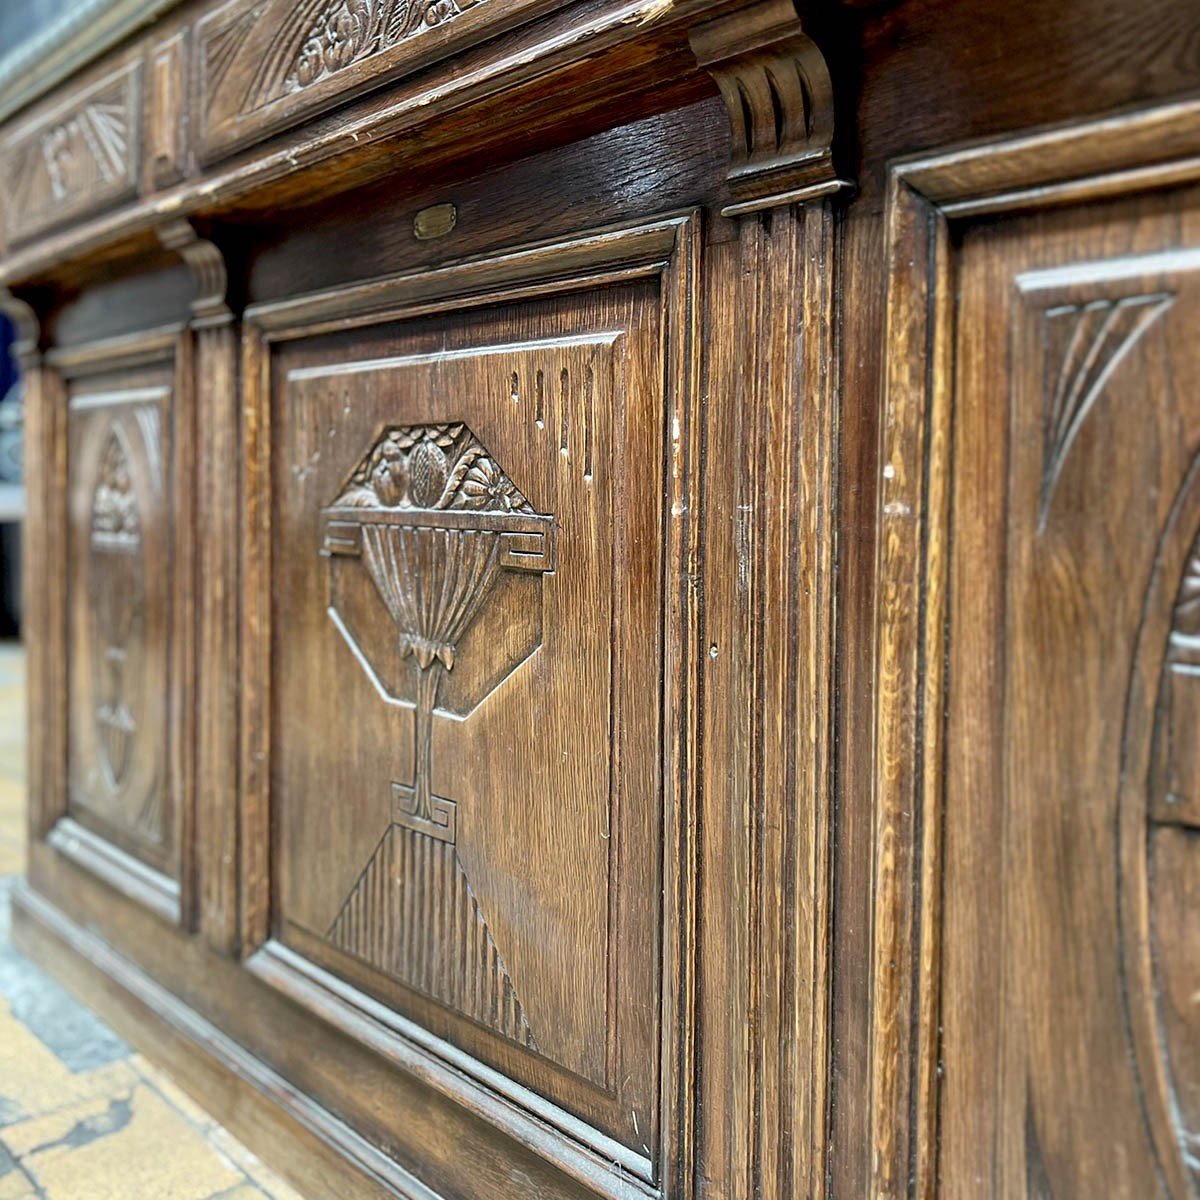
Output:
[
  {"xmin": 10, "ymin": 880, "xmax": 445, "ymax": 1200},
  {"xmin": 31, "ymin": 322, "xmax": 193, "ymax": 928},
  {"xmin": 238, "ymin": 211, "xmax": 702, "ymax": 1200},
  {"xmin": 869, "ymin": 95, "xmax": 1200, "ymax": 1200}
]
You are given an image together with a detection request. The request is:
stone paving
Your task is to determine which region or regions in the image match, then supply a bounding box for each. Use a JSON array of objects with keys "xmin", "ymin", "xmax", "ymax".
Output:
[{"xmin": 0, "ymin": 643, "xmax": 305, "ymax": 1200}]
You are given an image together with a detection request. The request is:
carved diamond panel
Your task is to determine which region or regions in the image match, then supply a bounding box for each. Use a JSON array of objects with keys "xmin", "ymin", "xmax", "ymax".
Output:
[{"xmin": 67, "ymin": 383, "xmax": 172, "ymax": 877}]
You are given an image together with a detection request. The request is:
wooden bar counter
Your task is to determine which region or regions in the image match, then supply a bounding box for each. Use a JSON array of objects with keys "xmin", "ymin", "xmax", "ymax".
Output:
[{"xmin": 3, "ymin": 0, "xmax": 1200, "ymax": 1195}]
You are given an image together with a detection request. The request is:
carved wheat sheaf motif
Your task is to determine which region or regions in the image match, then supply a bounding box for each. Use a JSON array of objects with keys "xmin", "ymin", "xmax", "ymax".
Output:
[
  {"xmin": 247, "ymin": 0, "xmax": 479, "ymax": 108},
  {"xmin": 320, "ymin": 422, "xmax": 554, "ymax": 1046},
  {"xmin": 1040, "ymin": 292, "xmax": 1174, "ymax": 527}
]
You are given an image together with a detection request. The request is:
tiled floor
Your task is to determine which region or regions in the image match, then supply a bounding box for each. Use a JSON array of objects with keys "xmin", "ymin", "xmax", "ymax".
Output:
[{"xmin": 0, "ymin": 643, "xmax": 306, "ymax": 1200}]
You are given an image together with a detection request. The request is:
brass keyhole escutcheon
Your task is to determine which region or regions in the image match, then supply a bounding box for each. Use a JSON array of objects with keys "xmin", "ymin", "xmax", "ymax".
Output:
[{"xmin": 413, "ymin": 203, "xmax": 457, "ymax": 240}]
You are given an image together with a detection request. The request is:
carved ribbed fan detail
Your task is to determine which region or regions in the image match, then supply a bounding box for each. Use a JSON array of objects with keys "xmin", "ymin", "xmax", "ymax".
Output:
[
  {"xmin": 1040, "ymin": 292, "xmax": 1174, "ymax": 526},
  {"xmin": 328, "ymin": 825, "xmax": 537, "ymax": 1049}
]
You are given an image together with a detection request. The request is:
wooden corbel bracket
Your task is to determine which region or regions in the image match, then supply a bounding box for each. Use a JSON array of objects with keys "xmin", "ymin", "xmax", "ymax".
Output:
[
  {"xmin": 156, "ymin": 219, "xmax": 232, "ymax": 329},
  {"xmin": 0, "ymin": 290, "xmax": 40, "ymax": 370},
  {"xmin": 689, "ymin": 0, "xmax": 852, "ymax": 216}
]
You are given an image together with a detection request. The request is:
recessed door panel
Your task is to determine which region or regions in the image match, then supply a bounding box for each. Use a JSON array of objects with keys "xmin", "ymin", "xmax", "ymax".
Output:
[
  {"xmin": 271, "ymin": 284, "xmax": 664, "ymax": 1157},
  {"xmin": 940, "ymin": 190, "xmax": 1200, "ymax": 1196},
  {"xmin": 66, "ymin": 369, "xmax": 174, "ymax": 882}
]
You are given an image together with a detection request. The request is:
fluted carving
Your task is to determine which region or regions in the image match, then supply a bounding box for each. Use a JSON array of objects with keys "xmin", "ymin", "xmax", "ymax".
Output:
[{"xmin": 689, "ymin": 0, "xmax": 849, "ymax": 215}]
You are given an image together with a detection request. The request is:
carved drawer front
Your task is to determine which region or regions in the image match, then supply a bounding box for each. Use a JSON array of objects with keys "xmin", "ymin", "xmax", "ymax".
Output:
[
  {"xmin": 256, "ymin": 243, "xmax": 695, "ymax": 1183},
  {"xmin": 196, "ymin": 0, "xmax": 545, "ymax": 162},
  {"xmin": 0, "ymin": 63, "xmax": 141, "ymax": 246},
  {"xmin": 62, "ymin": 363, "xmax": 179, "ymax": 918}
]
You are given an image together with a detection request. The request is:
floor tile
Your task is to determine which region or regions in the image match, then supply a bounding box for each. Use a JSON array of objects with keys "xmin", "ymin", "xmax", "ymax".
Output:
[
  {"xmin": 2, "ymin": 1084, "xmax": 246, "ymax": 1200},
  {"xmin": 0, "ymin": 636, "xmax": 306, "ymax": 1199},
  {"xmin": 0, "ymin": 995, "xmax": 139, "ymax": 1128}
]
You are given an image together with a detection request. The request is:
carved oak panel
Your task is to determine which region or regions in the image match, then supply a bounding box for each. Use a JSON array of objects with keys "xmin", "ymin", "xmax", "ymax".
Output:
[
  {"xmin": 195, "ymin": 0, "xmax": 547, "ymax": 161},
  {"xmin": 270, "ymin": 283, "xmax": 665, "ymax": 1158},
  {"xmin": 933, "ymin": 206, "xmax": 1200, "ymax": 1197},
  {"xmin": 66, "ymin": 369, "xmax": 174, "ymax": 883},
  {"xmin": 0, "ymin": 63, "xmax": 141, "ymax": 245}
]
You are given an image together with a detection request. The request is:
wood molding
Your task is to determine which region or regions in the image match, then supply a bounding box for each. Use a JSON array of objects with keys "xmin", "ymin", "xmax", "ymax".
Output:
[
  {"xmin": 35, "ymin": 328, "xmax": 193, "ymax": 929},
  {"xmin": 151, "ymin": 219, "xmax": 237, "ymax": 950},
  {"xmin": 9, "ymin": 882, "xmax": 444, "ymax": 1200},
  {"xmin": 869, "ymin": 98, "xmax": 1200, "ymax": 1200},
  {"xmin": 0, "ymin": 0, "xmax": 178, "ymax": 126},
  {"xmin": 148, "ymin": 32, "xmax": 187, "ymax": 190},
  {"xmin": 247, "ymin": 940, "xmax": 655, "ymax": 1200},
  {"xmin": 0, "ymin": 0, "xmax": 710, "ymax": 288},
  {"xmin": 242, "ymin": 216, "xmax": 690, "ymax": 335},
  {"xmin": 46, "ymin": 816, "xmax": 181, "ymax": 924},
  {"xmin": 8, "ymin": 288, "xmax": 62, "ymax": 863},
  {"xmin": 693, "ymin": 199, "xmax": 838, "ymax": 1198},
  {"xmin": 43, "ymin": 324, "xmax": 184, "ymax": 375},
  {"xmin": 688, "ymin": 0, "xmax": 850, "ymax": 215}
]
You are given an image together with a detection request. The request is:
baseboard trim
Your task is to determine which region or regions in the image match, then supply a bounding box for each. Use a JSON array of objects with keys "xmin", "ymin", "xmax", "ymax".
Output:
[
  {"xmin": 46, "ymin": 818, "xmax": 181, "ymax": 927},
  {"xmin": 10, "ymin": 880, "xmax": 443, "ymax": 1200}
]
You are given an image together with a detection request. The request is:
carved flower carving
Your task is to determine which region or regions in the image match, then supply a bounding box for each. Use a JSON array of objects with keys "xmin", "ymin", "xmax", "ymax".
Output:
[
  {"xmin": 293, "ymin": 0, "xmax": 376, "ymax": 88},
  {"xmin": 422, "ymin": 0, "xmax": 461, "ymax": 25},
  {"xmin": 459, "ymin": 457, "xmax": 521, "ymax": 512}
]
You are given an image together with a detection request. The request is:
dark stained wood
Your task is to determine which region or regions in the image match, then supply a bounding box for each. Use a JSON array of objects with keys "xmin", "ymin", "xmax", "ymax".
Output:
[
  {"xmin": 65, "ymin": 358, "xmax": 176, "ymax": 877},
  {"xmin": 238, "ymin": 213, "xmax": 704, "ymax": 1197},
  {"xmin": 7, "ymin": 0, "xmax": 1200, "ymax": 1197},
  {"xmin": 868, "ymin": 96, "xmax": 1200, "ymax": 1200}
]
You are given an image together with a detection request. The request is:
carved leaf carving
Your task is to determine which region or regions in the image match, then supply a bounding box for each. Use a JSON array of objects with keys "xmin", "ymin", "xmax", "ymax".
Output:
[{"xmin": 241, "ymin": 0, "xmax": 477, "ymax": 112}]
